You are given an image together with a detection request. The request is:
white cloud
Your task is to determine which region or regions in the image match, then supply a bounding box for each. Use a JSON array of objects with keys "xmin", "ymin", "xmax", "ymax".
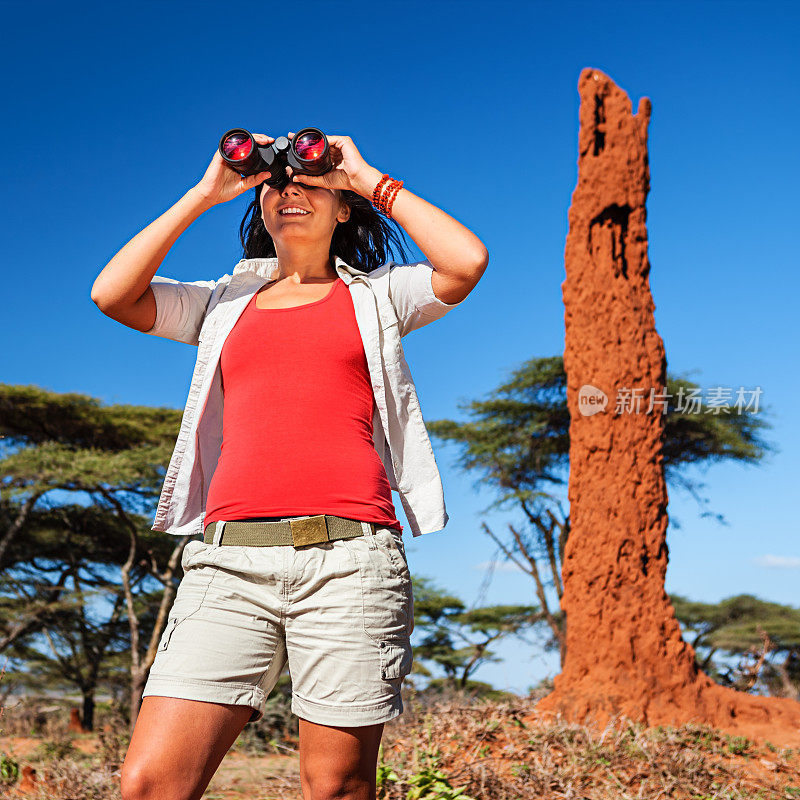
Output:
[
  {"xmin": 753, "ymin": 554, "xmax": 800, "ymax": 569},
  {"xmin": 474, "ymin": 560, "xmax": 526, "ymax": 573}
]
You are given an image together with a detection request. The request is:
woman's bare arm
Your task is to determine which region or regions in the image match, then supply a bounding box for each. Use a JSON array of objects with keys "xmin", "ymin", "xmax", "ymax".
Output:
[
  {"xmin": 91, "ymin": 134, "xmax": 273, "ymax": 333},
  {"xmin": 351, "ymin": 166, "xmax": 489, "ymax": 306},
  {"xmin": 90, "ymin": 187, "xmax": 213, "ymax": 332},
  {"xmin": 281, "ymin": 133, "xmax": 489, "ymax": 307}
]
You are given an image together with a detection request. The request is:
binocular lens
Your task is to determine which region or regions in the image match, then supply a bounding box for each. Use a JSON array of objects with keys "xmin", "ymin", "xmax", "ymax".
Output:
[
  {"xmin": 221, "ymin": 132, "xmax": 253, "ymax": 161},
  {"xmin": 294, "ymin": 130, "xmax": 326, "ymax": 161},
  {"xmin": 218, "ymin": 127, "xmax": 330, "ymax": 184}
]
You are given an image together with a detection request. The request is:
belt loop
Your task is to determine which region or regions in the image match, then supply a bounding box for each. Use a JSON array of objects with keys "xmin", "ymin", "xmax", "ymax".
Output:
[
  {"xmin": 212, "ymin": 520, "xmax": 226, "ymax": 547},
  {"xmin": 361, "ymin": 521, "xmax": 374, "ymax": 537}
]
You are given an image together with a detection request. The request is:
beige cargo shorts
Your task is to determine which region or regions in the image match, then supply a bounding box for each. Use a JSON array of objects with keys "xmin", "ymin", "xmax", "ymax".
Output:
[{"xmin": 142, "ymin": 521, "xmax": 414, "ymax": 726}]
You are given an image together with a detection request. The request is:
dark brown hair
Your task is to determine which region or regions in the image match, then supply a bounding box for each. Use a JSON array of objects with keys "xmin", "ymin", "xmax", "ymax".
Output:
[{"xmin": 238, "ymin": 185, "xmax": 412, "ymax": 273}]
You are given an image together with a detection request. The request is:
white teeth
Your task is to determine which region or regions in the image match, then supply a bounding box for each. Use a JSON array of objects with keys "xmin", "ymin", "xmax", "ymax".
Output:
[{"xmin": 280, "ymin": 208, "xmax": 309, "ymax": 215}]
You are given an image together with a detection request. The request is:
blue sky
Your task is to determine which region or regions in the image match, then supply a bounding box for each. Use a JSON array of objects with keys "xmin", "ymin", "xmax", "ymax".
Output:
[{"xmin": 1, "ymin": 0, "xmax": 798, "ymax": 694}]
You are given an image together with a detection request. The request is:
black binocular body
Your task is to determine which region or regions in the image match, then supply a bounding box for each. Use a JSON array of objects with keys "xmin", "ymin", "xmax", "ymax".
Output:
[{"xmin": 218, "ymin": 127, "xmax": 332, "ymax": 191}]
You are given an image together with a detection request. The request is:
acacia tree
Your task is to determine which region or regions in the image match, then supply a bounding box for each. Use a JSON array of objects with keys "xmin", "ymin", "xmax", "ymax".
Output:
[
  {"xmin": 426, "ymin": 356, "xmax": 772, "ymax": 667},
  {"xmin": 672, "ymin": 594, "xmax": 800, "ymax": 700},
  {"xmin": 0, "ymin": 384, "xmax": 189, "ymax": 730},
  {"xmin": 0, "ymin": 501, "xmax": 175, "ymax": 730},
  {"xmin": 410, "ymin": 575, "xmax": 540, "ymax": 692}
]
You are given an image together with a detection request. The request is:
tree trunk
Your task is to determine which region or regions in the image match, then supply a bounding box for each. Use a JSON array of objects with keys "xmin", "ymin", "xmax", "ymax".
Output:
[
  {"xmin": 82, "ymin": 692, "xmax": 95, "ymax": 732},
  {"xmin": 534, "ymin": 68, "xmax": 800, "ymax": 747},
  {"xmin": 129, "ymin": 670, "xmax": 147, "ymax": 734}
]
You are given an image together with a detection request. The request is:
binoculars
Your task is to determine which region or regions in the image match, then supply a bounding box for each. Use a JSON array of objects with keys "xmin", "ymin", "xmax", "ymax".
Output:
[{"xmin": 218, "ymin": 127, "xmax": 332, "ymax": 191}]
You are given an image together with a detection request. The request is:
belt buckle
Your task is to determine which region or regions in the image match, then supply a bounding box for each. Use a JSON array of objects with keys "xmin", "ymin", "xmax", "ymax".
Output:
[{"xmin": 290, "ymin": 515, "xmax": 329, "ymax": 548}]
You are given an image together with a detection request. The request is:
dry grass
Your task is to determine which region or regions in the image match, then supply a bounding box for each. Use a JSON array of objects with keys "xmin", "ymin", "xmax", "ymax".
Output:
[
  {"xmin": 377, "ymin": 685, "xmax": 800, "ymax": 799},
  {"xmin": 1, "ymin": 686, "xmax": 799, "ymax": 799}
]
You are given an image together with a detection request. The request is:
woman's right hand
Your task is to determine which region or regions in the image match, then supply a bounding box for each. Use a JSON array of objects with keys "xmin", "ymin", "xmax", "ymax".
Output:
[{"xmin": 192, "ymin": 133, "xmax": 274, "ymax": 207}]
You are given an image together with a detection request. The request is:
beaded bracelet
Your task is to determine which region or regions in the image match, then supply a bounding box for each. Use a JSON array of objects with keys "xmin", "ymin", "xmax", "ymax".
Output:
[
  {"xmin": 371, "ymin": 174, "xmax": 404, "ymax": 218},
  {"xmin": 375, "ymin": 178, "xmax": 396, "ymax": 215},
  {"xmin": 382, "ymin": 179, "xmax": 404, "ymax": 218},
  {"xmin": 371, "ymin": 174, "xmax": 392, "ymax": 210},
  {"xmin": 378, "ymin": 179, "xmax": 398, "ymax": 213}
]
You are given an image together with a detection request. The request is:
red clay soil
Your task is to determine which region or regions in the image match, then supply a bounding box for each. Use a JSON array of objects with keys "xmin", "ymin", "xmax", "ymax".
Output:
[
  {"xmin": 67, "ymin": 707, "xmax": 89, "ymax": 734},
  {"xmin": 534, "ymin": 67, "xmax": 800, "ymax": 747}
]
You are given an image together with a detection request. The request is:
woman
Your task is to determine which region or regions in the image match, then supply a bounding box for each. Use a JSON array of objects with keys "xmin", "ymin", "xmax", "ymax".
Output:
[{"xmin": 91, "ymin": 131, "xmax": 488, "ymax": 800}]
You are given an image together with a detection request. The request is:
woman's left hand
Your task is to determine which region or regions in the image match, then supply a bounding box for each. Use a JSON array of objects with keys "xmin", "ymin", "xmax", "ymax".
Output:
[{"xmin": 285, "ymin": 132, "xmax": 380, "ymax": 197}]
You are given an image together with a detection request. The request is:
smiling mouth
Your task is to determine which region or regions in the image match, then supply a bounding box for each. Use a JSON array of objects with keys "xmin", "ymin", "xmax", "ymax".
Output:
[{"xmin": 278, "ymin": 208, "xmax": 311, "ymax": 217}]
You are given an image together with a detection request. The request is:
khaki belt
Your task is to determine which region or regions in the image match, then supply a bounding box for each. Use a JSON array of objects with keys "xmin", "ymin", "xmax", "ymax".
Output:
[{"xmin": 203, "ymin": 514, "xmax": 376, "ymax": 548}]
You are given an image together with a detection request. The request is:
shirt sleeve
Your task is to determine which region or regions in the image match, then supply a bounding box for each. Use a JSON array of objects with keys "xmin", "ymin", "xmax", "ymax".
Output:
[
  {"xmin": 142, "ymin": 275, "xmax": 218, "ymax": 346},
  {"xmin": 387, "ymin": 259, "xmax": 466, "ymax": 337}
]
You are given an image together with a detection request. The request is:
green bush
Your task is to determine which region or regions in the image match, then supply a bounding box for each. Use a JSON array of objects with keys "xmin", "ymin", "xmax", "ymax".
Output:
[
  {"xmin": 0, "ymin": 752, "xmax": 20, "ymax": 784},
  {"xmin": 405, "ymin": 750, "xmax": 476, "ymax": 800}
]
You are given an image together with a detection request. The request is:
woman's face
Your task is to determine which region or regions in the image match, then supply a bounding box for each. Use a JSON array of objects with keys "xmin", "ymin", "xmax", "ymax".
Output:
[{"xmin": 259, "ymin": 179, "xmax": 350, "ymax": 248}]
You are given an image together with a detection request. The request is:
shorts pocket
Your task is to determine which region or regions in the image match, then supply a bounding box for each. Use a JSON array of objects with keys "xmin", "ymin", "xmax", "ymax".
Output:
[
  {"xmin": 157, "ymin": 615, "xmax": 179, "ymax": 652},
  {"xmin": 181, "ymin": 539, "xmax": 212, "ymax": 572},
  {"xmin": 375, "ymin": 529, "xmax": 414, "ymax": 637},
  {"xmin": 348, "ymin": 534, "xmax": 413, "ymax": 644},
  {"xmin": 374, "ymin": 530, "xmax": 406, "ymax": 578},
  {"xmin": 379, "ymin": 639, "xmax": 413, "ymax": 681},
  {"xmin": 158, "ymin": 561, "xmax": 219, "ymax": 652}
]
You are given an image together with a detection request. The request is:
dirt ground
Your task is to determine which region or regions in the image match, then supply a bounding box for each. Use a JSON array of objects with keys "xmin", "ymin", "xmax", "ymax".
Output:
[
  {"xmin": 2, "ymin": 699, "xmax": 800, "ymax": 799},
  {"xmin": 0, "ymin": 733, "xmax": 304, "ymax": 799}
]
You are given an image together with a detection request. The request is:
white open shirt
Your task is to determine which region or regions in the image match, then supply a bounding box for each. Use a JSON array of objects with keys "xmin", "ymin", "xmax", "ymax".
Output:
[{"xmin": 143, "ymin": 255, "xmax": 465, "ymax": 538}]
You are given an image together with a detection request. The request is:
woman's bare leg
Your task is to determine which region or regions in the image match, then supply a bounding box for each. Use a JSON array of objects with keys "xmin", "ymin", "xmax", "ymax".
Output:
[
  {"xmin": 120, "ymin": 695, "xmax": 254, "ymax": 800},
  {"xmin": 297, "ymin": 717, "xmax": 385, "ymax": 800}
]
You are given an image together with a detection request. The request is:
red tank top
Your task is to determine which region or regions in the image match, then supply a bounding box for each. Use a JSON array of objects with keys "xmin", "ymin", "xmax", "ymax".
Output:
[{"xmin": 204, "ymin": 277, "xmax": 403, "ymax": 532}]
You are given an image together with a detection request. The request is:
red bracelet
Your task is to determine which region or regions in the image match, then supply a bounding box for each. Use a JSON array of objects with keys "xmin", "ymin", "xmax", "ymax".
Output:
[
  {"xmin": 371, "ymin": 174, "xmax": 404, "ymax": 218},
  {"xmin": 374, "ymin": 176, "xmax": 394, "ymax": 214},
  {"xmin": 383, "ymin": 180, "xmax": 404, "ymax": 218},
  {"xmin": 372, "ymin": 174, "xmax": 392, "ymax": 210}
]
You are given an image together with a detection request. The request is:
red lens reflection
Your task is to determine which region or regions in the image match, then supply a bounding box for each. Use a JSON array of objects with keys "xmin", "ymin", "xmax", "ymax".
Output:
[
  {"xmin": 294, "ymin": 131, "xmax": 325, "ymax": 161},
  {"xmin": 221, "ymin": 133, "xmax": 253, "ymax": 161}
]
